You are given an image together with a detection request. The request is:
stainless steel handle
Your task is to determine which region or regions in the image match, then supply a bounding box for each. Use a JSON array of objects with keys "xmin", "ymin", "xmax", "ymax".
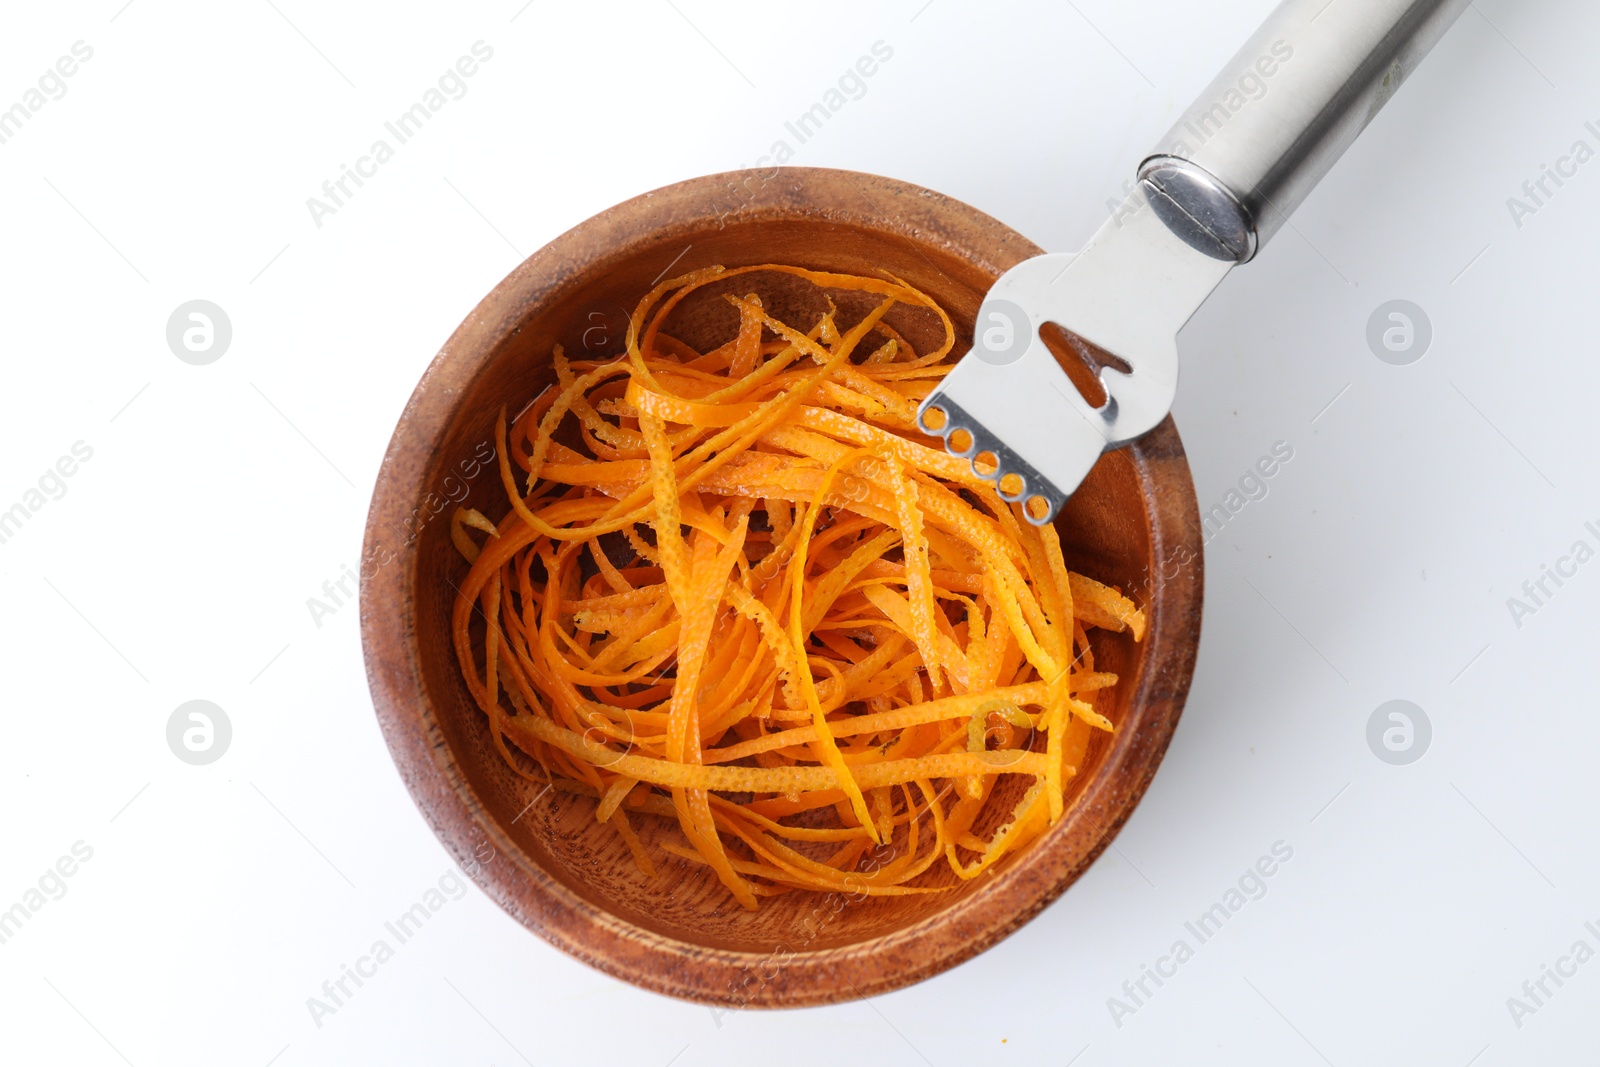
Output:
[{"xmin": 1138, "ymin": 0, "xmax": 1471, "ymax": 262}]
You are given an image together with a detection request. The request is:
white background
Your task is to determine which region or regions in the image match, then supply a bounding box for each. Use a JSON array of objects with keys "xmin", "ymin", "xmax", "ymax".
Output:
[{"xmin": 1, "ymin": 1, "xmax": 1595, "ymax": 1064}]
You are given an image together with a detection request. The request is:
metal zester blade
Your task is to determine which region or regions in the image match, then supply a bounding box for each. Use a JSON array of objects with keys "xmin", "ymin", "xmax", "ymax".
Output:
[{"xmin": 916, "ymin": 189, "xmax": 1232, "ymax": 525}]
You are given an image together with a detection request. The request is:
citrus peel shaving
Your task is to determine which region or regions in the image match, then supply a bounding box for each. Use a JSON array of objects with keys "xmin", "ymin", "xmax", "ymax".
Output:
[{"xmin": 451, "ymin": 264, "xmax": 1146, "ymax": 907}]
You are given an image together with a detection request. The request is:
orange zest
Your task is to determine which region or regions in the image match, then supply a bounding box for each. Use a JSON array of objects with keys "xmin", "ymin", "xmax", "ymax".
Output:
[{"xmin": 450, "ymin": 264, "xmax": 1146, "ymax": 907}]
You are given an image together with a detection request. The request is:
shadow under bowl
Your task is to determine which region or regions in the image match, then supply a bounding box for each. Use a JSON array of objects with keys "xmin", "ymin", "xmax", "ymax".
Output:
[{"xmin": 360, "ymin": 167, "xmax": 1203, "ymax": 1008}]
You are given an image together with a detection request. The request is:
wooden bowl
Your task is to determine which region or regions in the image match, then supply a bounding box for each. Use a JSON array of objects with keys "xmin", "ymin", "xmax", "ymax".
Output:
[{"xmin": 360, "ymin": 168, "xmax": 1203, "ymax": 1007}]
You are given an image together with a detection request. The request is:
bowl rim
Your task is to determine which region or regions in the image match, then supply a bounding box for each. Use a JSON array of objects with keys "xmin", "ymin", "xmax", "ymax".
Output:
[{"xmin": 360, "ymin": 166, "xmax": 1204, "ymax": 1008}]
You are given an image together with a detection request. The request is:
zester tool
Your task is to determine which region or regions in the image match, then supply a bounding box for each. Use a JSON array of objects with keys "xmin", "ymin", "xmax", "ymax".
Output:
[{"xmin": 918, "ymin": 0, "xmax": 1472, "ymax": 523}]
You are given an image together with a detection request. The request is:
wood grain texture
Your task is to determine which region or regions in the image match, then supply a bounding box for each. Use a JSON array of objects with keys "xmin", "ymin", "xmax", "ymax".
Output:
[{"xmin": 359, "ymin": 168, "xmax": 1204, "ymax": 1007}]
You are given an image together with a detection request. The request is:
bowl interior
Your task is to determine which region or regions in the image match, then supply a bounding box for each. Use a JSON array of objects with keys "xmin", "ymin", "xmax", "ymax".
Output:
[{"xmin": 365, "ymin": 169, "xmax": 1199, "ymax": 1001}]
